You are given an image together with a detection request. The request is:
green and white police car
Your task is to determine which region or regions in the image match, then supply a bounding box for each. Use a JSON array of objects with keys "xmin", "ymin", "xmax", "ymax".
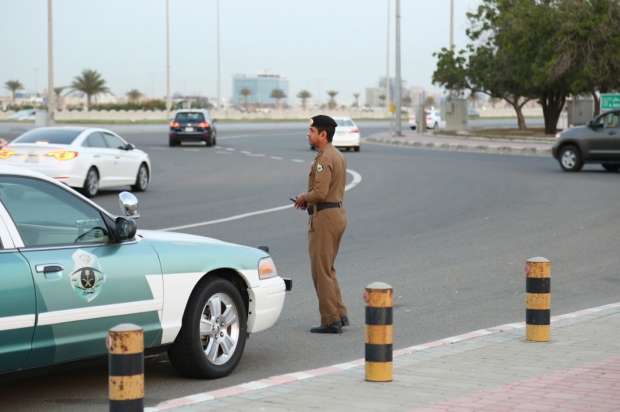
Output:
[{"xmin": 0, "ymin": 166, "xmax": 291, "ymax": 378}]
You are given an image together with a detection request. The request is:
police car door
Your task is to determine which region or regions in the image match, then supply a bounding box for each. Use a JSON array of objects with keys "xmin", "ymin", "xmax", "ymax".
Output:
[
  {"xmin": 0, "ymin": 199, "xmax": 36, "ymax": 373},
  {"xmin": 0, "ymin": 175, "xmax": 163, "ymax": 368}
]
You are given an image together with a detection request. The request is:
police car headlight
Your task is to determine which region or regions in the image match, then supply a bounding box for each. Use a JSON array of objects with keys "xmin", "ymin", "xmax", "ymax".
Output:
[{"xmin": 258, "ymin": 257, "xmax": 277, "ymax": 280}]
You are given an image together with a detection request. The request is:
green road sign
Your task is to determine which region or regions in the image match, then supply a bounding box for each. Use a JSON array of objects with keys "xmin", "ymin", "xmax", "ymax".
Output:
[{"xmin": 601, "ymin": 93, "xmax": 620, "ymax": 110}]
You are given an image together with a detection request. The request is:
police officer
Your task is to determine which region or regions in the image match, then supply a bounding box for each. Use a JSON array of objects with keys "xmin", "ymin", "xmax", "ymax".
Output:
[{"xmin": 294, "ymin": 115, "xmax": 348, "ymax": 334}]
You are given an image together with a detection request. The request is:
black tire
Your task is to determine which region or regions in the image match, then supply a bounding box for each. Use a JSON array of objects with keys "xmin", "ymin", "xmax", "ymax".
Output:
[
  {"xmin": 601, "ymin": 163, "xmax": 620, "ymax": 172},
  {"xmin": 131, "ymin": 163, "xmax": 149, "ymax": 192},
  {"xmin": 354, "ymin": 146, "xmax": 361, "ymax": 152},
  {"xmin": 81, "ymin": 167, "xmax": 99, "ymax": 198},
  {"xmin": 206, "ymin": 136, "xmax": 214, "ymax": 147},
  {"xmin": 169, "ymin": 138, "xmax": 179, "ymax": 147},
  {"xmin": 558, "ymin": 145, "xmax": 583, "ymax": 172},
  {"xmin": 168, "ymin": 278, "xmax": 247, "ymax": 379}
]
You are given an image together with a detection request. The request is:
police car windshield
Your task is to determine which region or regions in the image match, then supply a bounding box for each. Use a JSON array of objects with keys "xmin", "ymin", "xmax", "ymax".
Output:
[
  {"xmin": 175, "ymin": 112, "xmax": 205, "ymax": 123},
  {"xmin": 15, "ymin": 128, "xmax": 81, "ymax": 145}
]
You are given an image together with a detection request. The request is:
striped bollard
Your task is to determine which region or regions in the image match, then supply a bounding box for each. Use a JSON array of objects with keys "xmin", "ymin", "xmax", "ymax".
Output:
[
  {"xmin": 526, "ymin": 257, "xmax": 551, "ymax": 342},
  {"xmin": 364, "ymin": 282, "xmax": 393, "ymax": 382},
  {"xmin": 107, "ymin": 324, "xmax": 144, "ymax": 412}
]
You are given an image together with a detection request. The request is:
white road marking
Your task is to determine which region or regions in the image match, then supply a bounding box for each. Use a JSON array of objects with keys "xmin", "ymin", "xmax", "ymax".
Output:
[
  {"xmin": 159, "ymin": 168, "xmax": 363, "ymax": 232},
  {"xmin": 270, "ymin": 156, "xmax": 283, "ymax": 160},
  {"xmin": 246, "ymin": 153, "xmax": 265, "ymax": 157},
  {"xmin": 291, "ymin": 159, "xmax": 304, "ymax": 163},
  {"xmin": 225, "ymin": 147, "xmax": 235, "ymax": 151},
  {"xmin": 240, "ymin": 150, "xmax": 251, "ymax": 155}
]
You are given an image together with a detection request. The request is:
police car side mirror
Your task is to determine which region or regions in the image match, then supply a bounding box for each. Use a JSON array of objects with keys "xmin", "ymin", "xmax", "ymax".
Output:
[{"xmin": 114, "ymin": 217, "xmax": 137, "ymax": 241}]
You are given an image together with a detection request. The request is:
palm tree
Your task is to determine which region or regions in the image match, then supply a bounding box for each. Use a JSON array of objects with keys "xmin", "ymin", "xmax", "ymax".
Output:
[
  {"xmin": 297, "ymin": 90, "xmax": 311, "ymax": 110},
  {"xmin": 270, "ymin": 88, "xmax": 286, "ymax": 109},
  {"xmin": 327, "ymin": 90, "xmax": 338, "ymax": 109},
  {"xmin": 352, "ymin": 93, "xmax": 360, "ymax": 108},
  {"xmin": 127, "ymin": 89, "xmax": 143, "ymax": 103},
  {"xmin": 240, "ymin": 87, "xmax": 252, "ymax": 110},
  {"xmin": 5, "ymin": 80, "xmax": 24, "ymax": 104},
  {"xmin": 70, "ymin": 69, "xmax": 109, "ymax": 110}
]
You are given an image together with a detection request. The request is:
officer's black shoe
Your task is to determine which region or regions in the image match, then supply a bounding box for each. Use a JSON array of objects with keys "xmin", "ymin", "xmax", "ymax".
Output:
[
  {"xmin": 310, "ymin": 322, "xmax": 343, "ymax": 334},
  {"xmin": 340, "ymin": 316, "xmax": 350, "ymax": 327}
]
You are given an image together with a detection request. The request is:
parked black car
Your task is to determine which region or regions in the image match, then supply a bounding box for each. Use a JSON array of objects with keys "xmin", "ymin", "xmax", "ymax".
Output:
[
  {"xmin": 552, "ymin": 110, "xmax": 620, "ymax": 172},
  {"xmin": 169, "ymin": 109, "xmax": 217, "ymax": 147}
]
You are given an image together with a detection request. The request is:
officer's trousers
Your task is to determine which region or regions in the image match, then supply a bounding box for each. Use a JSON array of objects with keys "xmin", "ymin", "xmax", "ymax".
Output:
[{"xmin": 308, "ymin": 207, "xmax": 348, "ymax": 325}]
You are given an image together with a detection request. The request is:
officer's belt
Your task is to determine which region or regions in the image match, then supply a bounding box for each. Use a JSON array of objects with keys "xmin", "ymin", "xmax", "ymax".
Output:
[{"xmin": 307, "ymin": 202, "xmax": 341, "ymax": 215}]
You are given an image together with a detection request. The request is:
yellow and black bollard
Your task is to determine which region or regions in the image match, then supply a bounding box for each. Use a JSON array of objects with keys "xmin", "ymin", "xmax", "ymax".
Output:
[
  {"xmin": 107, "ymin": 324, "xmax": 144, "ymax": 412},
  {"xmin": 364, "ymin": 282, "xmax": 393, "ymax": 382},
  {"xmin": 525, "ymin": 257, "xmax": 551, "ymax": 342}
]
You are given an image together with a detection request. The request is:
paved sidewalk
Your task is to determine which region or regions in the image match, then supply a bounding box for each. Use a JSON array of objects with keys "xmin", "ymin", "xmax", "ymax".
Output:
[
  {"xmin": 147, "ymin": 303, "xmax": 620, "ymax": 411},
  {"xmin": 365, "ymin": 130, "xmax": 555, "ymax": 157}
]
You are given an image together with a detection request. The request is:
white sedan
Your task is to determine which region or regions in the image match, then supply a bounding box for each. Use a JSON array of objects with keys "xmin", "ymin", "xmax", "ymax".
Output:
[
  {"xmin": 333, "ymin": 117, "xmax": 361, "ymax": 152},
  {"xmin": 0, "ymin": 127, "xmax": 151, "ymax": 197}
]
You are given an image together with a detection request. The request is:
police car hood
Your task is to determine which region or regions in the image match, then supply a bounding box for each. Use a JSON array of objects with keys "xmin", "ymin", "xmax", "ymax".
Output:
[{"xmin": 137, "ymin": 229, "xmax": 230, "ymax": 245}]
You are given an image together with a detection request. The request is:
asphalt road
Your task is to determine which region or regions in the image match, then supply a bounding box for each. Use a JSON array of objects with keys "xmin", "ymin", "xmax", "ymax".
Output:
[{"xmin": 0, "ymin": 121, "xmax": 618, "ymax": 411}]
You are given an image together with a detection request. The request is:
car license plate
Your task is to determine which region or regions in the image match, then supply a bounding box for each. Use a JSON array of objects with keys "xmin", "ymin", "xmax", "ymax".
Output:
[{"xmin": 185, "ymin": 127, "xmax": 194, "ymax": 132}]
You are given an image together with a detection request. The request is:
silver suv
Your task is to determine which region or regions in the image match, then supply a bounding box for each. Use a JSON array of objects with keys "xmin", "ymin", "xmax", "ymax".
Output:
[{"xmin": 552, "ymin": 110, "xmax": 620, "ymax": 172}]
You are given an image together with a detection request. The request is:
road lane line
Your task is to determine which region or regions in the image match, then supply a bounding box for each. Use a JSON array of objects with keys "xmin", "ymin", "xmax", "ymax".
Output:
[
  {"xmin": 145, "ymin": 301, "xmax": 620, "ymax": 412},
  {"xmin": 291, "ymin": 159, "xmax": 304, "ymax": 163},
  {"xmin": 270, "ymin": 156, "xmax": 283, "ymax": 160},
  {"xmin": 158, "ymin": 168, "xmax": 362, "ymax": 232}
]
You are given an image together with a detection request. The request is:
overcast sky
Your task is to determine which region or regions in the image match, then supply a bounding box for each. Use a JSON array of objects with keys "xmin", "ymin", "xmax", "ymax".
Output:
[{"xmin": 0, "ymin": 0, "xmax": 481, "ymax": 104}]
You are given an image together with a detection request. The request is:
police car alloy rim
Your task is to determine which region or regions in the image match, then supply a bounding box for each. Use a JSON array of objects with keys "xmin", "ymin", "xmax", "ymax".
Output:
[
  {"xmin": 561, "ymin": 150, "xmax": 576, "ymax": 169},
  {"xmin": 200, "ymin": 292, "xmax": 240, "ymax": 365}
]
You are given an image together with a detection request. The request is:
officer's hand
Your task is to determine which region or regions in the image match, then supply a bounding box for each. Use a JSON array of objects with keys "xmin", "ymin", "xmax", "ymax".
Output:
[{"xmin": 294, "ymin": 194, "xmax": 307, "ymax": 210}]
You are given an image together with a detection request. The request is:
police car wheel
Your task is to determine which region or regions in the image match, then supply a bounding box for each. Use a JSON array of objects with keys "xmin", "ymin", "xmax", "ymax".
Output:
[{"xmin": 168, "ymin": 277, "xmax": 247, "ymax": 379}]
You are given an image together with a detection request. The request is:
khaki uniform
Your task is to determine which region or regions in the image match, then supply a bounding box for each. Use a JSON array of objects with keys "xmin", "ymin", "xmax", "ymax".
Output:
[{"xmin": 305, "ymin": 144, "xmax": 348, "ymax": 325}]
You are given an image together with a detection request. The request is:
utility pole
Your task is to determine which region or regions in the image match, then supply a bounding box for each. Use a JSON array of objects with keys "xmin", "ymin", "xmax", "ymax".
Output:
[
  {"xmin": 47, "ymin": 0, "xmax": 55, "ymax": 124},
  {"xmin": 385, "ymin": 0, "xmax": 391, "ymax": 114},
  {"xmin": 165, "ymin": 0, "xmax": 172, "ymax": 115},
  {"xmin": 216, "ymin": 0, "xmax": 221, "ymax": 109},
  {"xmin": 394, "ymin": 0, "xmax": 402, "ymax": 136}
]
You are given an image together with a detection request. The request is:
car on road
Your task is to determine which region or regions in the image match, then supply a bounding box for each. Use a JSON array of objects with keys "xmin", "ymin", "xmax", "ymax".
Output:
[
  {"xmin": 0, "ymin": 127, "xmax": 150, "ymax": 197},
  {"xmin": 0, "ymin": 166, "xmax": 291, "ymax": 378},
  {"xmin": 9, "ymin": 109, "xmax": 37, "ymax": 121},
  {"xmin": 552, "ymin": 110, "xmax": 620, "ymax": 172},
  {"xmin": 409, "ymin": 107, "xmax": 445, "ymax": 130},
  {"xmin": 169, "ymin": 109, "xmax": 217, "ymax": 147},
  {"xmin": 311, "ymin": 117, "xmax": 361, "ymax": 152}
]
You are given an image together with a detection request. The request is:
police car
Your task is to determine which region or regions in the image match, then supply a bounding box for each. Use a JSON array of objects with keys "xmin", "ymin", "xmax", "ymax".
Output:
[{"xmin": 0, "ymin": 166, "xmax": 291, "ymax": 378}]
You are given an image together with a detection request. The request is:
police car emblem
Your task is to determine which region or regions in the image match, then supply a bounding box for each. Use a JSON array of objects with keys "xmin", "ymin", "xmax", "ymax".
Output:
[
  {"xmin": 70, "ymin": 250, "xmax": 105, "ymax": 302},
  {"xmin": 317, "ymin": 163, "xmax": 324, "ymax": 173}
]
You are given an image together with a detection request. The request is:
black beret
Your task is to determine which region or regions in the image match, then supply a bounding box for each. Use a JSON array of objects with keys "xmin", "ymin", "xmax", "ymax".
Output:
[{"xmin": 310, "ymin": 114, "xmax": 337, "ymax": 129}]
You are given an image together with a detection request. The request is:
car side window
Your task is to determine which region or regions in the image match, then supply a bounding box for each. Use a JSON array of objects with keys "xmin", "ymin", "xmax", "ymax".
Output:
[
  {"xmin": 600, "ymin": 113, "xmax": 620, "ymax": 129},
  {"xmin": 83, "ymin": 132, "xmax": 108, "ymax": 148},
  {"xmin": 102, "ymin": 133, "xmax": 126, "ymax": 149},
  {"xmin": 0, "ymin": 176, "xmax": 110, "ymax": 247}
]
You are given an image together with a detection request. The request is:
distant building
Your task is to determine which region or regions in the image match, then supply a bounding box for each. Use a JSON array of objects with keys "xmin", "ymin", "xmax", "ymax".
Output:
[
  {"xmin": 232, "ymin": 73, "xmax": 289, "ymax": 106},
  {"xmin": 365, "ymin": 77, "xmax": 412, "ymax": 108}
]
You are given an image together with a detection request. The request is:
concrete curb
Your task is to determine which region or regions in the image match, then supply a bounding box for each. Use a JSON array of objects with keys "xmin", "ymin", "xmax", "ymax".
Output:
[
  {"xmin": 365, "ymin": 134, "xmax": 553, "ymax": 157},
  {"xmin": 145, "ymin": 301, "xmax": 620, "ymax": 411}
]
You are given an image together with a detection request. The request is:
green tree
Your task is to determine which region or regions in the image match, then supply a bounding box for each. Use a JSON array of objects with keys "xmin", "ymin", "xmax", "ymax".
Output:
[
  {"xmin": 71, "ymin": 69, "xmax": 109, "ymax": 110},
  {"xmin": 424, "ymin": 96, "xmax": 436, "ymax": 109},
  {"xmin": 327, "ymin": 90, "xmax": 338, "ymax": 109},
  {"xmin": 270, "ymin": 88, "xmax": 286, "ymax": 109},
  {"xmin": 5, "ymin": 80, "xmax": 24, "ymax": 104},
  {"xmin": 402, "ymin": 95, "xmax": 412, "ymax": 107},
  {"xmin": 240, "ymin": 87, "xmax": 252, "ymax": 110},
  {"xmin": 297, "ymin": 90, "xmax": 311, "ymax": 110},
  {"xmin": 127, "ymin": 89, "xmax": 143, "ymax": 103}
]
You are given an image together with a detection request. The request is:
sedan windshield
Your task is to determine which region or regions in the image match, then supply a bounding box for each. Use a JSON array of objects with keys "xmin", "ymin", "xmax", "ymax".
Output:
[{"xmin": 14, "ymin": 128, "xmax": 82, "ymax": 145}]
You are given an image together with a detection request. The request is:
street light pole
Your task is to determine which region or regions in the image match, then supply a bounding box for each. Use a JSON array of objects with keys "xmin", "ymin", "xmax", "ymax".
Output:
[
  {"xmin": 165, "ymin": 0, "xmax": 172, "ymax": 115},
  {"xmin": 47, "ymin": 0, "xmax": 55, "ymax": 124},
  {"xmin": 394, "ymin": 0, "xmax": 402, "ymax": 136},
  {"xmin": 216, "ymin": 0, "xmax": 221, "ymax": 108},
  {"xmin": 385, "ymin": 0, "xmax": 390, "ymax": 114},
  {"xmin": 450, "ymin": 0, "xmax": 454, "ymax": 50}
]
